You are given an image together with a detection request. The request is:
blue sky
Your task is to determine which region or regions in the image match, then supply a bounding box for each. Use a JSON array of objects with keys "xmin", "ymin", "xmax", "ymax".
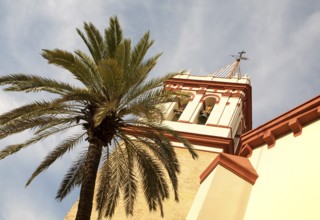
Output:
[{"xmin": 0, "ymin": 0, "xmax": 319, "ymax": 219}]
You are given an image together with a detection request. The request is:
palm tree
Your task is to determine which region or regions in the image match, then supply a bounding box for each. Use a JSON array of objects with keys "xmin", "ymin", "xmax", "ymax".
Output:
[{"xmin": 0, "ymin": 17, "xmax": 197, "ymax": 220}]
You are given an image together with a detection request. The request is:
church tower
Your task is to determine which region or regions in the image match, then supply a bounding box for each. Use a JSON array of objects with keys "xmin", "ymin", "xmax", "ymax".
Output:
[{"xmin": 162, "ymin": 54, "xmax": 252, "ymax": 154}]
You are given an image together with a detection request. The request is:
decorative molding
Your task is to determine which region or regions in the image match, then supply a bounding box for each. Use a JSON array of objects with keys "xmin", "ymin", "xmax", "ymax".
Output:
[
  {"xmin": 200, "ymin": 153, "xmax": 258, "ymax": 184},
  {"xmin": 263, "ymin": 130, "xmax": 276, "ymax": 148},
  {"xmin": 239, "ymin": 143, "xmax": 252, "ymax": 157},
  {"xmin": 196, "ymin": 86, "xmax": 207, "ymax": 94},
  {"xmin": 122, "ymin": 126, "xmax": 235, "ymax": 153},
  {"xmin": 237, "ymin": 95, "xmax": 320, "ymax": 156},
  {"xmin": 232, "ymin": 92, "xmax": 243, "ymax": 98},
  {"xmin": 200, "ymin": 94, "xmax": 221, "ymax": 103},
  {"xmin": 222, "ymin": 90, "xmax": 231, "ymax": 97},
  {"xmin": 288, "ymin": 118, "xmax": 302, "ymax": 137}
]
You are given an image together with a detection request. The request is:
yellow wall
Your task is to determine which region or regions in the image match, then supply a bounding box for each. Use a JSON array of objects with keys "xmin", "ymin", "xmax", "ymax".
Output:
[
  {"xmin": 65, "ymin": 148, "xmax": 218, "ymax": 220},
  {"xmin": 245, "ymin": 120, "xmax": 320, "ymax": 220}
]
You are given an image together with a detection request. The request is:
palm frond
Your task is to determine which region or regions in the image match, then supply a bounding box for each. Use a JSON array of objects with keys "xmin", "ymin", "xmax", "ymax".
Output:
[
  {"xmin": 123, "ymin": 89, "xmax": 177, "ymax": 122},
  {"xmin": 123, "ymin": 121, "xmax": 198, "ymax": 160},
  {"xmin": 33, "ymin": 117, "xmax": 79, "ymax": 135},
  {"xmin": 0, "ymin": 101, "xmax": 63, "ymax": 125},
  {"xmin": 74, "ymin": 50, "xmax": 105, "ymax": 94},
  {"xmin": 165, "ymin": 128, "xmax": 198, "ymax": 160},
  {"xmin": 134, "ymin": 145, "xmax": 169, "ymax": 216},
  {"xmin": 96, "ymin": 146, "xmax": 112, "ymax": 220},
  {"xmin": 115, "ymin": 39, "xmax": 131, "ymax": 72},
  {"xmin": 124, "ymin": 132, "xmax": 180, "ymax": 201},
  {"xmin": 0, "ymin": 138, "xmax": 39, "ymax": 160},
  {"xmin": 0, "ymin": 122, "xmax": 79, "ymax": 160},
  {"xmin": 97, "ymin": 143, "xmax": 126, "ymax": 218},
  {"xmin": 125, "ymin": 53, "xmax": 162, "ymax": 92},
  {"xmin": 129, "ymin": 32, "xmax": 153, "ymax": 75},
  {"xmin": 26, "ymin": 132, "xmax": 86, "ymax": 186},
  {"xmin": 34, "ymin": 121, "xmax": 79, "ymax": 138},
  {"xmin": 105, "ymin": 16, "xmax": 123, "ymax": 58},
  {"xmin": 0, "ymin": 105, "xmax": 79, "ymax": 139},
  {"xmin": 118, "ymin": 137, "xmax": 138, "ymax": 216},
  {"xmin": 122, "ymin": 154, "xmax": 137, "ymax": 216},
  {"xmin": 121, "ymin": 72, "xmax": 180, "ymax": 110},
  {"xmin": 76, "ymin": 23, "xmax": 105, "ymax": 63},
  {"xmin": 132, "ymin": 71, "xmax": 182, "ymax": 95},
  {"xmin": 0, "ymin": 74, "xmax": 77, "ymax": 95},
  {"xmin": 97, "ymin": 58, "xmax": 124, "ymax": 101},
  {"xmin": 0, "ymin": 116, "xmax": 73, "ymax": 139},
  {"xmin": 55, "ymin": 149, "xmax": 88, "ymax": 201},
  {"xmin": 83, "ymin": 22, "xmax": 104, "ymax": 62},
  {"xmin": 41, "ymin": 49, "xmax": 101, "ymax": 92},
  {"xmin": 50, "ymin": 89, "xmax": 99, "ymax": 107}
]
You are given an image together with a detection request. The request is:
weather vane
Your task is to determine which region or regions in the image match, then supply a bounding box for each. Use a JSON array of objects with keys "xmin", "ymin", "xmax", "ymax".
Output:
[{"xmin": 231, "ymin": 50, "xmax": 249, "ymax": 62}]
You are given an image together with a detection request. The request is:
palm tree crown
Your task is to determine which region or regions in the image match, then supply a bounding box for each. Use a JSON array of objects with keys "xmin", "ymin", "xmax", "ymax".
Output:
[{"xmin": 0, "ymin": 16, "xmax": 197, "ymax": 220}]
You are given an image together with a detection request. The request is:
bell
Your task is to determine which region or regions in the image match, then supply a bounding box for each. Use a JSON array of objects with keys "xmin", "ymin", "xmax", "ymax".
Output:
[
  {"xmin": 174, "ymin": 109, "xmax": 183, "ymax": 116},
  {"xmin": 175, "ymin": 111, "xmax": 182, "ymax": 117},
  {"xmin": 198, "ymin": 111, "xmax": 208, "ymax": 124},
  {"xmin": 172, "ymin": 109, "xmax": 182, "ymax": 121}
]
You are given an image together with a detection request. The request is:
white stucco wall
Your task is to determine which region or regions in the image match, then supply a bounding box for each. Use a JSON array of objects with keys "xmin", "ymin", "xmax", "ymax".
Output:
[
  {"xmin": 187, "ymin": 164, "xmax": 253, "ymax": 220},
  {"xmin": 245, "ymin": 119, "xmax": 320, "ymax": 220}
]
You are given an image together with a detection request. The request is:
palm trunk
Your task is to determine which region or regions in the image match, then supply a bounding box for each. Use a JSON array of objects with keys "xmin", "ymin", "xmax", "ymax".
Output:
[{"xmin": 75, "ymin": 139, "xmax": 103, "ymax": 220}]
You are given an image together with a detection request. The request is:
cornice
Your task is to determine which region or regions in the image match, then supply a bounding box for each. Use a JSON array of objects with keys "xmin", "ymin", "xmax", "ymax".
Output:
[
  {"xmin": 200, "ymin": 153, "xmax": 259, "ymax": 184},
  {"xmin": 237, "ymin": 95, "xmax": 320, "ymax": 157}
]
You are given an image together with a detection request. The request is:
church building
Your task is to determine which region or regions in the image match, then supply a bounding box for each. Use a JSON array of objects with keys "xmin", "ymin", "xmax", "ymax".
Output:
[{"xmin": 66, "ymin": 55, "xmax": 320, "ymax": 220}]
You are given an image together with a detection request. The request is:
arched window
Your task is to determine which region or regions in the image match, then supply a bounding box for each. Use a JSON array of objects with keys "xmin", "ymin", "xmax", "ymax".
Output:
[
  {"xmin": 171, "ymin": 98, "xmax": 188, "ymax": 121},
  {"xmin": 197, "ymin": 97, "xmax": 216, "ymax": 125}
]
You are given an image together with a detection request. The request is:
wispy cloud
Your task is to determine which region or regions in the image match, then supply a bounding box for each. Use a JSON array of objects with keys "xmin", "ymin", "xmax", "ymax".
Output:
[{"xmin": 0, "ymin": 0, "xmax": 319, "ymax": 219}]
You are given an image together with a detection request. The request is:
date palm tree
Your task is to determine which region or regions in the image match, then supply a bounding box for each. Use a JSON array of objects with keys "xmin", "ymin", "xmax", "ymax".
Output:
[{"xmin": 0, "ymin": 17, "xmax": 197, "ymax": 220}]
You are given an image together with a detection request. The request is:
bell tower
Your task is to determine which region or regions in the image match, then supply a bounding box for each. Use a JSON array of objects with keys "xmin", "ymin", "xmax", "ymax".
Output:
[{"xmin": 163, "ymin": 55, "xmax": 252, "ymax": 154}]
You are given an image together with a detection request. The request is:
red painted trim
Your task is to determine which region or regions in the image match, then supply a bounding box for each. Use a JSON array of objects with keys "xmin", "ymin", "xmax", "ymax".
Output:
[
  {"xmin": 222, "ymin": 91, "xmax": 231, "ymax": 97},
  {"xmin": 196, "ymin": 89, "xmax": 206, "ymax": 94},
  {"xmin": 205, "ymin": 124, "xmax": 233, "ymax": 137},
  {"xmin": 177, "ymin": 120, "xmax": 190, "ymax": 123},
  {"xmin": 288, "ymin": 118, "xmax": 302, "ymax": 137},
  {"xmin": 200, "ymin": 94, "xmax": 221, "ymax": 103},
  {"xmin": 263, "ymin": 130, "xmax": 276, "ymax": 148},
  {"xmin": 189, "ymin": 93, "xmax": 195, "ymax": 101},
  {"xmin": 200, "ymin": 153, "xmax": 258, "ymax": 184},
  {"xmin": 205, "ymin": 124, "xmax": 230, "ymax": 129},
  {"xmin": 239, "ymin": 144, "xmax": 252, "ymax": 158},
  {"xmin": 237, "ymin": 95, "xmax": 320, "ymax": 157},
  {"xmin": 121, "ymin": 126, "xmax": 234, "ymax": 153},
  {"xmin": 232, "ymin": 92, "xmax": 243, "ymax": 98}
]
